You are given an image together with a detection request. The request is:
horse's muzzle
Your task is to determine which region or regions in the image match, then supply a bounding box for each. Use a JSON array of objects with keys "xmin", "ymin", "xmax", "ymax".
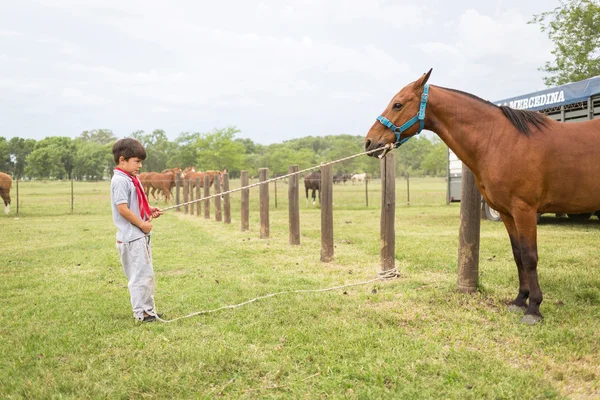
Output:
[{"xmin": 364, "ymin": 139, "xmax": 388, "ymax": 158}]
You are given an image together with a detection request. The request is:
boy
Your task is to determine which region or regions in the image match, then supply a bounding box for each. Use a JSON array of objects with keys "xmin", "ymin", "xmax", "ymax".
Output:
[{"xmin": 111, "ymin": 138, "xmax": 163, "ymax": 322}]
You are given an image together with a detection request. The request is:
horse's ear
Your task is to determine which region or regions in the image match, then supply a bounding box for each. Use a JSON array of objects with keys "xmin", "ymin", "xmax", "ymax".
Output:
[{"xmin": 414, "ymin": 68, "xmax": 433, "ymax": 88}]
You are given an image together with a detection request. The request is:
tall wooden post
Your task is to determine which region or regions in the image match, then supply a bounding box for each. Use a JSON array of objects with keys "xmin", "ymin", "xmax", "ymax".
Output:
[
  {"xmin": 175, "ymin": 172, "xmax": 181, "ymax": 212},
  {"xmin": 259, "ymin": 168, "xmax": 269, "ymax": 239},
  {"xmin": 380, "ymin": 153, "xmax": 396, "ymax": 273},
  {"xmin": 196, "ymin": 177, "xmax": 201, "ymax": 216},
  {"xmin": 214, "ymin": 174, "xmax": 222, "ymax": 222},
  {"xmin": 71, "ymin": 178, "xmax": 74, "ymax": 213},
  {"xmin": 183, "ymin": 177, "xmax": 189, "ymax": 214},
  {"xmin": 288, "ymin": 165, "xmax": 300, "ymax": 245},
  {"xmin": 204, "ymin": 175, "xmax": 210, "ymax": 219},
  {"xmin": 223, "ymin": 173, "xmax": 231, "ymax": 224},
  {"xmin": 457, "ymin": 165, "xmax": 480, "ymax": 293},
  {"xmin": 320, "ymin": 164, "xmax": 334, "ymax": 262},
  {"xmin": 241, "ymin": 170, "xmax": 249, "ymax": 231}
]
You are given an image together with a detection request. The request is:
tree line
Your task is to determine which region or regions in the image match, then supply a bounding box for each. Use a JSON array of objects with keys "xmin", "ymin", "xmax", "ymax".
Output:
[{"xmin": 0, "ymin": 127, "xmax": 448, "ymax": 181}]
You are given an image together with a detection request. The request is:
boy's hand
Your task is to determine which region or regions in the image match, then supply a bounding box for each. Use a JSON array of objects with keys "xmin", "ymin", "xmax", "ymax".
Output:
[
  {"xmin": 150, "ymin": 207, "xmax": 163, "ymax": 219},
  {"xmin": 140, "ymin": 220, "xmax": 153, "ymax": 234}
]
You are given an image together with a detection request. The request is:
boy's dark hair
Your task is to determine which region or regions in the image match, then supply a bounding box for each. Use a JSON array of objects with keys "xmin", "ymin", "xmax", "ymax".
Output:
[{"xmin": 112, "ymin": 138, "xmax": 147, "ymax": 164}]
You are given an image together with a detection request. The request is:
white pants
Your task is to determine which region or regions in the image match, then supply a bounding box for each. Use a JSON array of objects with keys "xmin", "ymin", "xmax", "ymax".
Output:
[{"xmin": 117, "ymin": 236, "xmax": 156, "ymax": 321}]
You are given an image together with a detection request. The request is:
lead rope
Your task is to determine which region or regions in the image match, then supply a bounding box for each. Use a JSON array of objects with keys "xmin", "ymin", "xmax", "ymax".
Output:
[
  {"xmin": 153, "ymin": 143, "xmax": 398, "ymax": 323},
  {"xmin": 156, "ymin": 272, "xmax": 399, "ymax": 324}
]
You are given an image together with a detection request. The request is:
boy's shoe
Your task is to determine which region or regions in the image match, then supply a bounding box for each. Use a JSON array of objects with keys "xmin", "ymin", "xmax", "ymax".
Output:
[{"xmin": 142, "ymin": 313, "xmax": 163, "ymax": 322}]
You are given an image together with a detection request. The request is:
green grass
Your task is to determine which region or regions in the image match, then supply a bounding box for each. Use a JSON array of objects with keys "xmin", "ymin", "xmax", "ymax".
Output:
[{"xmin": 1, "ymin": 178, "xmax": 599, "ymax": 399}]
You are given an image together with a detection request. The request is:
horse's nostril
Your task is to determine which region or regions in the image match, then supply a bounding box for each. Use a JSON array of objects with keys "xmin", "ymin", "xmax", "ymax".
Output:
[{"xmin": 365, "ymin": 139, "xmax": 371, "ymax": 150}]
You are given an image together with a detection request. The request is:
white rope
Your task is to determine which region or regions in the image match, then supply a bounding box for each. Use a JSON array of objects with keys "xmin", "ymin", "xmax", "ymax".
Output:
[
  {"xmin": 159, "ymin": 143, "xmax": 394, "ymax": 212},
  {"xmin": 156, "ymin": 269, "xmax": 399, "ymax": 324}
]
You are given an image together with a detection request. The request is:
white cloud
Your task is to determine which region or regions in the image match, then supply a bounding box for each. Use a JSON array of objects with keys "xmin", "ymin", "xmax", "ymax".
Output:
[{"xmin": 0, "ymin": 0, "xmax": 560, "ymax": 143}]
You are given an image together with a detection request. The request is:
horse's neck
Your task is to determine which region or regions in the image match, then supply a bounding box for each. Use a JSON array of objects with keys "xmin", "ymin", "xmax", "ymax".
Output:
[{"xmin": 426, "ymin": 87, "xmax": 498, "ymax": 174}]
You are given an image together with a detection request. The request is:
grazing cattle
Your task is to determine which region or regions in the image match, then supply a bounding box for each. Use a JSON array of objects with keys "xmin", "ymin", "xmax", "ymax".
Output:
[
  {"xmin": 304, "ymin": 171, "xmax": 321, "ymax": 204},
  {"xmin": 0, "ymin": 172, "xmax": 12, "ymax": 215}
]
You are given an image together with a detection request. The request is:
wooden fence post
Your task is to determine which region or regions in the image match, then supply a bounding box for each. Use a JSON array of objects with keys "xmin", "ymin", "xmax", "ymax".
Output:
[
  {"xmin": 204, "ymin": 175, "xmax": 210, "ymax": 219},
  {"xmin": 259, "ymin": 168, "xmax": 269, "ymax": 239},
  {"xmin": 241, "ymin": 170, "xmax": 249, "ymax": 231},
  {"xmin": 183, "ymin": 177, "xmax": 189, "ymax": 214},
  {"xmin": 175, "ymin": 172, "xmax": 181, "ymax": 212},
  {"xmin": 214, "ymin": 174, "xmax": 222, "ymax": 222},
  {"xmin": 288, "ymin": 165, "xmax": 300, "ymax": 245},
  {"xmin": 320, "ymin": 164, "xmax": 333, "ymax": 262},
  {"xmin": 223, "ymin": 173, "xmax": 231, "ymax": 224},
  {"xmin": 196, "ymin": 177, "xmax": 201, "ymax": 216},
  {"xmin": 457, "ymin": 165, "xmax": 480, "ymax": 293},
  {"xmin": 380, "ymin": 153, "xmax": 396, "ymax": 273}
]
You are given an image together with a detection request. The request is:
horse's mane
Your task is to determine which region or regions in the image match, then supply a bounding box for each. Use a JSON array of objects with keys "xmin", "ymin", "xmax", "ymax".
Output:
[
  {"xmin": 498, "ymin": 106, "xmax": 548, "ymax": 136},
  {"xmin": 439, "ymin": 87, "xmax": 549, "ymax": 136}
]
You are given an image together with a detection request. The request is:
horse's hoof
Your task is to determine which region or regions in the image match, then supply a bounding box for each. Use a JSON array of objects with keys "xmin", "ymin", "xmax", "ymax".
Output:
[
  {"xmin": 508, "ymin": 304, "xmax": 526, "ymax": 313},
  {"xmin": 521, "ymin": 314, "xmax": 542, "ymax": 325}
]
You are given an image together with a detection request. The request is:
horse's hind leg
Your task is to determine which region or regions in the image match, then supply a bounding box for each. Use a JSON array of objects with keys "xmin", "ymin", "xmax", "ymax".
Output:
[
  {"xmin": 0, "ymin": 189, "xmax": 9, "ymax": 215},
  {"xmin": 505, "ymin": 209, "xmax": 543, "ymax": 324},
  {"xmin": 502, "ymin": 214, "xmax": 529, "ymax": 312}
]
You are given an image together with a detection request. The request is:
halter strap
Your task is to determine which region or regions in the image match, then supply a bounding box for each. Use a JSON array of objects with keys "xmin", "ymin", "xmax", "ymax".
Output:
[{"xmin": 376, "ymin": 84, "xmax": 429, "ymax": 147}]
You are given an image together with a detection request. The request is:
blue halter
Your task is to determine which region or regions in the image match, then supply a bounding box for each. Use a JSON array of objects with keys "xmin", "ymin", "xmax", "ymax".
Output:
[{"xmin": 376, "ymin": 84, "xmax": 429, "ymax": 147}]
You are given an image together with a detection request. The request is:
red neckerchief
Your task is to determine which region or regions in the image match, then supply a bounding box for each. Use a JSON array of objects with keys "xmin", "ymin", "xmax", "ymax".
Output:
[{"xmin": 115, "ymin": 167, "xmax": 151, "ymax": 221}]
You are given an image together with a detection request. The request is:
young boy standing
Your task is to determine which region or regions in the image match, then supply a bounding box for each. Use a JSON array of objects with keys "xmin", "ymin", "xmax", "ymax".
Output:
[{"xmin": 111, "ymin": 138, "xmax": 163, "ymax": 322}]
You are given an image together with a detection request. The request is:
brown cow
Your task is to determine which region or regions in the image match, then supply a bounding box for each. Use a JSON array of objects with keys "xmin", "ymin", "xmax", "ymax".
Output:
[{"xmin": 0, "ymin": 172, "xmax": 12, "ymax": 215}]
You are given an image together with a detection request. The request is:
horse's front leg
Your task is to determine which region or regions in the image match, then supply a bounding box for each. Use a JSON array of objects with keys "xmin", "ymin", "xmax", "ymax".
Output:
[
  {"xmin": 511, "ymin": 209, "xmax": 543, "ymax": 324},
  {"xmin": 500, "ymin": 213, "xmax": 529, "ymax": 311}
]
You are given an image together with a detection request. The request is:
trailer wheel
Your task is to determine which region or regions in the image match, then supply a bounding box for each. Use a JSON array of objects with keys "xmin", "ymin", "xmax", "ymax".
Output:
[
  {"xmin": 484, "ymin": 203, "xmax": 502, "ymax": 221},
  {"xmin": 567, "ymin": 212, "xmax": 592, "ymax": 220}
]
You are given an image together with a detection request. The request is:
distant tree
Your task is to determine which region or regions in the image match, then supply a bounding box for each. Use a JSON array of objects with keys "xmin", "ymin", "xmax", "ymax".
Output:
[
  {"xmin": 25, "ymin": 137, "xmax": 75, "ymax": 179},
  {"xmin": 79, "ymin": 129, "xmax": 117, "ymax": 145},
  {"xmin": 194, "ymin": 127, "xmax": 247, "ymax": 172},
  {"xmin": 73, "ymin": 139, "xmax": 112, "ymax": 180},
  {"xmin": 421, "ymin": 138, "xmax": 448, "ymax": 176},
  {"xmin": 0, "ymin": 137, "xmax": 10, "ymax": 173},
  {"xmin": 131, "ymin": 129, "xmax": 175, "ymax": 172},
  {"xmin": 9, "ymin": 137, "xmax": 36, "ymax": 179},
  {"xmin": 530, "ymin": 0, "xmax": 600, "ymax": 86},
  {"xmin": 169, "ymin": 132, "xmax": 202, "ymax": 169}
]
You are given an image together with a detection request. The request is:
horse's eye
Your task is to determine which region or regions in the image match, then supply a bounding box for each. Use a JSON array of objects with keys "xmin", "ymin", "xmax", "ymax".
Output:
[{"xmin": 393, "ymin": 103, "xmax": 403, "ymax": 110}]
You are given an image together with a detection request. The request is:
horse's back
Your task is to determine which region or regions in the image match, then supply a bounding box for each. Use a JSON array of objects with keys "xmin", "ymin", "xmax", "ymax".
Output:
[{"xmin": 0, "ymin": 172, "xmax": 12, "ymax": 189}]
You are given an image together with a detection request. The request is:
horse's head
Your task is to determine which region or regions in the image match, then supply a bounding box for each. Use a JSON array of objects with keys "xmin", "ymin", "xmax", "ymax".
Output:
[{"xmin": 364, "ymin": 68, "xmax": 432, "ymax": 157}]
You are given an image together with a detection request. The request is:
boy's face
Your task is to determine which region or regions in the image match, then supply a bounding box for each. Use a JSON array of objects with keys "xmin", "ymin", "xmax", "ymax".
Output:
[{"xmin": 119, "ymin": 157, "xmax": 143, "ymax": 176}]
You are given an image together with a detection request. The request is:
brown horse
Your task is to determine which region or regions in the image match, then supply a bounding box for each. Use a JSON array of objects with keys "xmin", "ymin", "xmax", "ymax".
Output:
[
  {"xmin": 138, "ymin": 171, "xmax": 158, "ymax": 199},
  {"xmin": 149, "ymin": 168, "xmax": 181, "ymax": 203},
  {"xmin": 364, "ymin": 69, "xmax": 600, "ymax": 324},
  {"xmin": 0, "ymin": 172, "xmax": 11, "ymax": 215},
  {"xmin": 304, "ymin": 171, "xmax": 321, "ymax": 204}
]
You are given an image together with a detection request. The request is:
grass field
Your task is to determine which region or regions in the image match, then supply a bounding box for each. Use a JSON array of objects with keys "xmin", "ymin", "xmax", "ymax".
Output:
[{"xmin": 1, "ymin": 177, "xmax": 599, "ymax": 399}]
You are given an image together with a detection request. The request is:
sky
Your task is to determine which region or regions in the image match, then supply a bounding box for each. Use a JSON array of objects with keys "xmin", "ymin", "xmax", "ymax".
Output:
[{"xmin": 0, "ymin": 0, "xmax": 560, "ymax": 145}]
